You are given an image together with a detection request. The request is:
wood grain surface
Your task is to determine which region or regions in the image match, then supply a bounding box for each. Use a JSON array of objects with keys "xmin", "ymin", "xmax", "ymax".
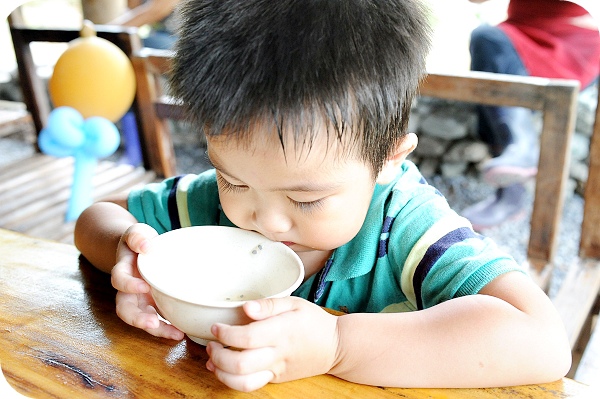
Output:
[{"xmin": 0, "ymin": 228, "xmax": 592, "ymax": 398}]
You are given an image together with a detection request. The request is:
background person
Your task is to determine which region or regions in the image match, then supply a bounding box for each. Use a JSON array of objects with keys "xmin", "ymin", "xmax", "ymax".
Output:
[{"xmin": 462, "ymin": 0, "xmax": 600, "ymax": 229}]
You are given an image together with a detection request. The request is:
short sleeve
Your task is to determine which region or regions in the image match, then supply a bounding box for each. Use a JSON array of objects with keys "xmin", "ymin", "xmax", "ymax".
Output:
[
  {"xmin": 386, "ymin": 181, "xmax": 525, "ymax": 310},
  {"xmin": 127, "ymin": 169, "xmax": 226, "ymax": 234},
  {"xmin": 128, "ymin": 176, "xmax": 179, "ymax": 234}
]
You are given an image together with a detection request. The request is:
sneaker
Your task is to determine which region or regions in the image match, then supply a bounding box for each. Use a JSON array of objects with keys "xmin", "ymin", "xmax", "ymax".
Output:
[
  {"xmin": 483, "ymin": 165, "xmax": 537, "ymax": 187},
  {"xmin": 461, "ymin": 183, "xmax": 527, "ymax": 230},
  {"xmin": 478, "ymin": 105, "xmax": 539, "ymax": 187},
  {"xmin": 482, "ymin": 143, "xmax": 538, "ymax": 187}
]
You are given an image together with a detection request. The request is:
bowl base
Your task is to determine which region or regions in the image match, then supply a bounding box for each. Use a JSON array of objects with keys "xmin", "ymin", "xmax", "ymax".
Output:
[{"xmin": 187, "ymin": 335, "xmax": 213, "ymax": 346}]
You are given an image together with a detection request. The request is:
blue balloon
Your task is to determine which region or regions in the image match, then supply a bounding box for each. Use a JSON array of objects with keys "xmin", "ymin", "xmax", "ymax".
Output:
[
  {"xmin": 46, "ymin": 107, "xmax": 85, "ymax": 148},
  {"xmin": 38, "ymin": 107, "xmax": 122, "ymax": 221},
  {"xmin": 39, "ymin": 127, "xmax": 78, "ymax": 157},
  {"xmin": 81, "ymin": 117, "xmax": 121, "ymax": 158},
  {"xmin": 66, "ymin": 155, "xmax": 97, "ymax": 222}
]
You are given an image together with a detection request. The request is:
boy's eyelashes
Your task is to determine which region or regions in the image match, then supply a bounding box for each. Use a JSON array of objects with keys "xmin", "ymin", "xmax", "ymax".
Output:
[
  {"xmin": 216, "ymin": 173, "xmax": 325, "ymax": 213},
  {"xmin": 216, "ymin": 173, "xmax": 247, "ymax": 193},
  {"xmin": 287, "ymin": 197, "xmax": 324, "ymax": 213}
]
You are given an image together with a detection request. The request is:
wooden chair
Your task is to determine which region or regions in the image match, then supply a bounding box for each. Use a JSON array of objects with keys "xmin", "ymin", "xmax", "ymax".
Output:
[
  {"xmin": 567, "ymin": 86, "xmax": 600, "ymax": 384},
  {"xmin": 132, "ymin": 51, "xmax": 582, "ymax": 278},
  {"xmin": 420, "ymin": 71, "xmax": 580, "ymax": 285},
  {"xmin": 419, "ymin": 72, "xmax": 600, "ymax": 384},
  {"xmin": 89, "ymin": 49, "xmax": 600, "ymax": 382},
  {"xmin": 130, "ymin": 47, "xmax": 179, "ymax": 178},
  {"xmin": 1, "ymin": 17, "xmax": 156, "ymax": 243}
]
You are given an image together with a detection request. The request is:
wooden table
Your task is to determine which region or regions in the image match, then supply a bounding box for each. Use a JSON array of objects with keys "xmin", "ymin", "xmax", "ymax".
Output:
[{"xmin": 0, "ymin": 228, "xmax": 593, "ymax": 398}]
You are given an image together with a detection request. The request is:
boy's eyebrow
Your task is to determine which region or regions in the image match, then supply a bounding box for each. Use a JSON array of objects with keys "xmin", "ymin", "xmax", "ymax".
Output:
[
  {"xmin": 206, "ymin": 150, "xmax": 237, "ymax": 179},
  {"xmin": 275, "ymin": 181, "xmax": 339, "ymax": 193},
  {"xmin": 206, "ymin": 150, "xmax": 339, "ymax": 193}
]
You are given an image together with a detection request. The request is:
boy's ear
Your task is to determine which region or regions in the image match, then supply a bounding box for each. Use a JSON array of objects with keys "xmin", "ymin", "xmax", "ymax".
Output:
[{"xmin": 376, "ymin": 133, "xmax": 418, "ymax": 185}]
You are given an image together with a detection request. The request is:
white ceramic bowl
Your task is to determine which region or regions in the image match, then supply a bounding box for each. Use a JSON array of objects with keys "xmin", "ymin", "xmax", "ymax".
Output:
[{"xmin": 137, "ymin": 226, "xmax": 304, "ymax": 345}]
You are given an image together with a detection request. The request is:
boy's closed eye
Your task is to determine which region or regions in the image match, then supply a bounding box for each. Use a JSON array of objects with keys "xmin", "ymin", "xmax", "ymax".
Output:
[
  {"xmin": 216, "ymin": 172, "xmax": 248, "ymax": 193},
  {"xmin": 287, "ymin": 197, "xmax": 325, "ymax": 213},
  {"xmin": 216, "ymin": 172, "xmax": 326, "ymax": 213}
]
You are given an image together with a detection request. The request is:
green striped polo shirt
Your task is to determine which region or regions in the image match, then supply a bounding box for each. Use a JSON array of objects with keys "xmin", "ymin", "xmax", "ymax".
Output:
[{"xmin": 128, "ymin": 161, "xmax": 524, "ymax": 314}]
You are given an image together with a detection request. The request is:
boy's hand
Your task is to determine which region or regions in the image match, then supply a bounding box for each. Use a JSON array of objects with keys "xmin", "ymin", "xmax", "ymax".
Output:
[
  {"xmin": 205, "ymin": 297, "xmax": 340, "ymax": 392},
  {"xmin": 112, "ymin": 223, "xmax": 185, "ymax": 340}
]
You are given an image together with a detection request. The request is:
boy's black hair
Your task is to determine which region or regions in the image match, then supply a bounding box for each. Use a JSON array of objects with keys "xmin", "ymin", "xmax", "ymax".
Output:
[{"xmin": 171, "ymin": 0, "xmax": 431, "ymax": 173}]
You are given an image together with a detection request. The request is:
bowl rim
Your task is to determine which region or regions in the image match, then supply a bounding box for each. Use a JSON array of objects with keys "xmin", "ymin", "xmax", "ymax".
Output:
[{"xmin": 137, "ymin": 226, "xmax": 305, "ymax": 307}]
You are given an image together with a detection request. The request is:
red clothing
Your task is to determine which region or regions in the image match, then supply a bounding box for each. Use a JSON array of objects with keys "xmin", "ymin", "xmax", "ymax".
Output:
[{"xmin": 499, "ymin": 0, "xmax": 600, "ymax": 87}]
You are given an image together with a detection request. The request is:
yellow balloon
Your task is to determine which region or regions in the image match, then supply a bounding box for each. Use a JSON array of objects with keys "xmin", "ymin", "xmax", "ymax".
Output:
[{"xmin": 48, "ymin": 21, "xmax": 136, "ymax": 122}]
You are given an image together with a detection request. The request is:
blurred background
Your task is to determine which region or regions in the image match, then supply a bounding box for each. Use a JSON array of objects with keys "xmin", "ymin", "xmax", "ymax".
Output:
[{"xmin": 0, "ymin": 0, "xmax": 512, "ymax": 87}]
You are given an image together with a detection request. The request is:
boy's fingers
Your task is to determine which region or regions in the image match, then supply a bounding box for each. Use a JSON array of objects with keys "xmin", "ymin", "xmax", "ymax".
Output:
[
  {"xmin": 144, "ymin": 321, "xmax": 185, "ymax": 340},
  {"xmin": 212, "ymin": 297, "xmax": 307, "ymax": 348},
  {"xmin": 111, "ymin": 223, "xmax": 157, "ymax": 293},
  {"xmin": 115, "ymin": 292, "xmax": 157, "ymax": 328},
  {"xmin": 207, "ymin": 342, "xmax": 277, "ymax": 376},
  {"xmin": 121, "ymin": 223, "xmax": 158, "ymax": 254},
  {"xmin": 212, "ymin": 317, "xmax": 283, "ymax": 349},
  {"xmin": 243, "ymin": 296, "xmax": 301, "ymax": 321},
  {"xmin": 212, "ymin": 365, "xmax": 274, "ymax": 393},
  {"xmin": 111, "ymin": 260, "xmax": 150, "ymax": 293},
  {"xmin": 115, "ymin": 292, "xmax": 184, "ymax": 340}
]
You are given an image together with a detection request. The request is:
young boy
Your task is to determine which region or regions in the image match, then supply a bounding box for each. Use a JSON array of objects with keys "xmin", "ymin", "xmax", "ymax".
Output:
[{"xmin": 74, "ymin": 0, "xmax": 571, "ymax": 392}]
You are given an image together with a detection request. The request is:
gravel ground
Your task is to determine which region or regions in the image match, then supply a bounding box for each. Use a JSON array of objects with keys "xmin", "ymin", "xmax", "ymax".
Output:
[{"xmin": 1, "ymin": 130, "xmax": 581, "ymax": 295}]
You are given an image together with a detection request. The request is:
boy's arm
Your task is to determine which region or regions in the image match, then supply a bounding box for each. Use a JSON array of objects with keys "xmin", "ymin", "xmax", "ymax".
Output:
[
  {"xmin": 330, "ymin": 271, "xmax": 571, "ymax": 387},
  {"xmin": 74, "ymin": 194, "xmax": 138, "ymax": 273}
]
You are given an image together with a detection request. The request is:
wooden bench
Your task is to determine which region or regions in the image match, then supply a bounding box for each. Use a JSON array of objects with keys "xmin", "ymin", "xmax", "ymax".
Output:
[
  {"xmin": 0, "ymin": 100, "xmax": 33, "ymax": 138},
  {"xmin": 0, "ymin": 154, "xmax": 155, "ymax": 244}
]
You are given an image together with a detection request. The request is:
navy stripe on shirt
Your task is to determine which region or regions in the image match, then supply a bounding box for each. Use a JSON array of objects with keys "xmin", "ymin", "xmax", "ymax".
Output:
[
  {"xmin": 167, "ymin": 175, "xmax": 182, "ymax": 230},
  {"xmin": 413, "ymin": 227, "xmax": 477, "ymax": 310},
  {"xmin": 378, "ymin": 216, "xmax": 396, "ymax": 258},
  {"xmin": 309, "ymin": 258, "xmax": 334, "ymax": 304}
]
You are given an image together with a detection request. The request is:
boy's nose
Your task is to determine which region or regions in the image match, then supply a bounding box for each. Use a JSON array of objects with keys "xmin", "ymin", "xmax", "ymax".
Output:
[{"xmin": 251, "ymin": 207, "xmax": 292, "ymax": 235}]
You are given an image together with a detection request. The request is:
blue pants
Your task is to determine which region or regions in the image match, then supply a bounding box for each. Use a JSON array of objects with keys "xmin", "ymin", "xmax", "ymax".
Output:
[
  {"xmin": 469, "ymin": 24, "xmax": 531, "ymax": 155},
  {"xmin": 470, "ymin": 24, "xmax": 528, "ymax": 76},
  {"xmin": 144, "ymin": 31, "xmax": 177, "ymax": 50}
]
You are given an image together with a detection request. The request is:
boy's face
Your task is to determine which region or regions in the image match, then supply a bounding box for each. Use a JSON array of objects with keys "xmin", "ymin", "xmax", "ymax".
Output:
[{"xmin": 206, "ymin": 125, "xmax": 376, "ymax": 262}]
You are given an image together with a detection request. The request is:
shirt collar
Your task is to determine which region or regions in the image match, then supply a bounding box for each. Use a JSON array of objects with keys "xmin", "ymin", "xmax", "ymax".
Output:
[{"xmin": 325, "ymin": 182, "xmax": 389, "ymax": 281}]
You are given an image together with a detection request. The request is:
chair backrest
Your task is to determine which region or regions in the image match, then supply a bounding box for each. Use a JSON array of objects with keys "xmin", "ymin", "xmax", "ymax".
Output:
[
  {"xmin": 580, "ymin": 85, "xmax": 600, "ymax": 260},
  {"xmin": 131, "ymin": 48, "xmax": 179, "ymax": 177},
  {"xmin": 419, "ymin": 72, "xmax": 580, "ymax": 286},
  {"xmin": 8, "ymin": 13, "xmax": 143, "ymax": 134},
  {"xmin": 5, "ymin": 13, "xmax": 181, "ymax": 176},
  {"xmin": 569, "ymin": 67, "xmax": 600, "ymax": 384}
]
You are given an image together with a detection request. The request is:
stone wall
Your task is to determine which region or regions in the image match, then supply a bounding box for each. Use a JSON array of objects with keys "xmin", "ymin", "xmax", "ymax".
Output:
[{"xmin": 408, "ymin": 84, "xmax": 598, "ymax": 196}]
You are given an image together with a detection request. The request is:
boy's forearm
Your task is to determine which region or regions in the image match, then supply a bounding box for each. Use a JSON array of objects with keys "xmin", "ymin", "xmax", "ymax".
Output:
[
  {"xmin": 74, "ymin": 202, "xmax": 138, "ymax": 273},
  {"xmin": 330, "ymin": 291, "xmax": 570, "ymax": 388}
]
